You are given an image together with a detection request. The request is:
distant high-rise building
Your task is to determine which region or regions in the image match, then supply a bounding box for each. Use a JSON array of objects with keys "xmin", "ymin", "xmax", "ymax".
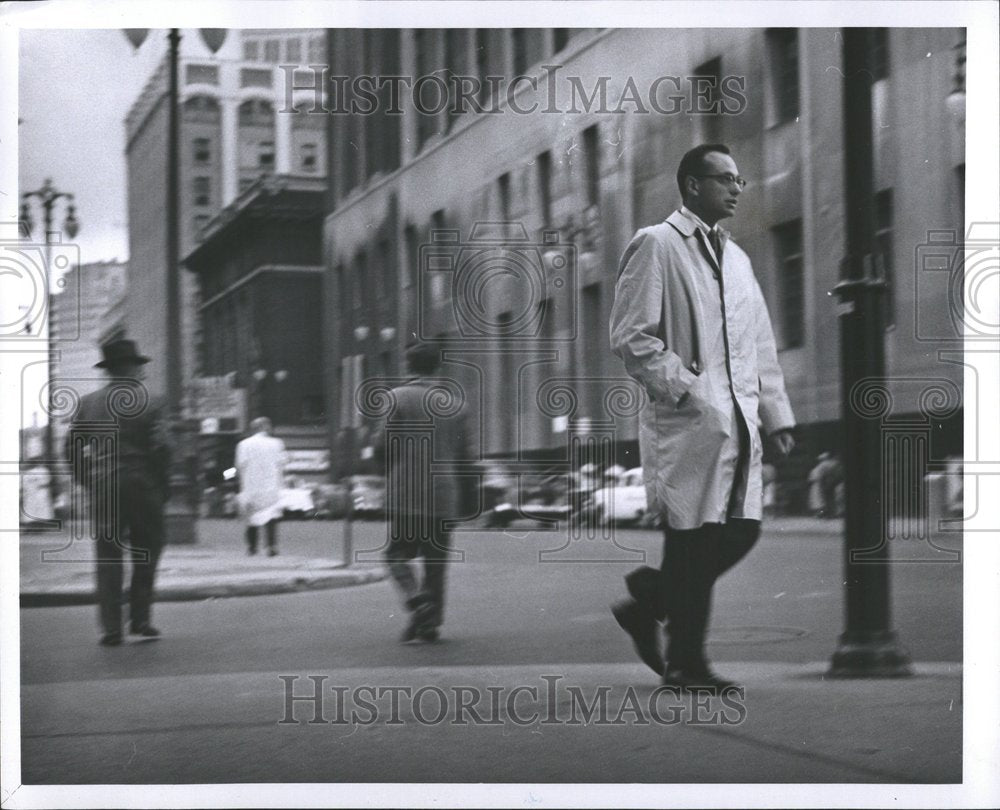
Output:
[
  {"xmin": 49, "ymin": 259, "xmax": 128, "ymax": 445},
  {"xmin": 123, "ymin": 29, "xmax": 327, "ymax": 402}
]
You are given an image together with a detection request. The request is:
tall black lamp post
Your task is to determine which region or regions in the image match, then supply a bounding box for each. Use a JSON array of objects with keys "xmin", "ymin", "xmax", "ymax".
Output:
[
  {"xmin": 20, "ymin": 179, "xmax": 80, "ymax": 511},
  {"xmin": 123, "ymin": 28, "xmax": 227, "ymax": 543},
  {"xmin": 828, "ymin": 28, "xmax": 912, "ymax": 677}
]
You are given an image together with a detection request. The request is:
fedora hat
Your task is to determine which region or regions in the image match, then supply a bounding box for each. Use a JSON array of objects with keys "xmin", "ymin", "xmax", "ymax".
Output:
[{"xmin": 95, "ymin": 338, "xmax": 150, "ymax": 368}]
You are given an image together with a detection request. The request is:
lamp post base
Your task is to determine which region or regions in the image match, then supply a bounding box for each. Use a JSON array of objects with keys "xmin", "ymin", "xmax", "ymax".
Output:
[{"xmin": 828, "ymin": 631, "xmax": 913, "ymax": 678}]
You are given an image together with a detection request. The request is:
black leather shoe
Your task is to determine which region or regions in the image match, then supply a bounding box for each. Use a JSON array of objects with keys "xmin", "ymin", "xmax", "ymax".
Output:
[
  {"xmin": 612, "ymin": 599, "xmax": 664, "ymax": 676},
  {"xmin": 400, "ymin": 598, "xmax": 434, "ymax": 643},
  {"xmin": 130, "ymin": 625, "xmax": 161, "ymax": 640},
  {"xmin": 661, "ymin": 667, "xmax": 741, "ymax": 693},
  {"xmin": 400, "ymin": 617, "xmax": 420, "ymax": 643},
  {"xmin": 267, "ymin": 548, "xmax": 278, "ymax": 557},
  {"xmin": 416, "ymin": 626, "xmax": 440, "ymax": 643},
  {"xmin": 99, "ymin": 632, "xmax": 123, "ymax": 646}
]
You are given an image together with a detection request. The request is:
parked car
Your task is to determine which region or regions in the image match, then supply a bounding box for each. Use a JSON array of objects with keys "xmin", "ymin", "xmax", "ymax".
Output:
[
  {"xmin": 280, "ymin": 479, "xmax": 316, "ymax": 519},
  {"xmin": 349, "ymin": 475, "xmax": 386, "ymax": 519},
  {"xmin": 592, "ymin": 467, "xmax": 649, "ymax": 526},
  {"xmin": 312, "ymin": 482, "xmax": 351, "ymax": 519},
  {"xmin": 487, "ymin": 470, "xmax": 573, "ymax": 528}
]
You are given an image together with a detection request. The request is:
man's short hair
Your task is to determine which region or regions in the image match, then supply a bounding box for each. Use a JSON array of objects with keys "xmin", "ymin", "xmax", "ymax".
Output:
[
  {"xmin": 250, "ymin": 416, "xmax": 272, "ymax": 434},
  {"xmin": 676, "ymin": 143, "xmax": 732, "ymax": 200},
  {"xmin": 405, "ymin": 340, "xmax": 440, "ymax": 375}
]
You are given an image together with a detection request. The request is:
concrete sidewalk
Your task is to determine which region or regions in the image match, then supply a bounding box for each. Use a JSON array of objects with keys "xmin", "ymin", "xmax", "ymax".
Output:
[{"xmin": 19, "ymin": 518, "xmax": 388, "ymax": 607}]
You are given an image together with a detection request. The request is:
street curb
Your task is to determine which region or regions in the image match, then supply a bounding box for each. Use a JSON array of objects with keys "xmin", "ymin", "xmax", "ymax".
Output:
[{"xmin": 20, "ymin": 566, "xmax": 389, "ymax": 608}]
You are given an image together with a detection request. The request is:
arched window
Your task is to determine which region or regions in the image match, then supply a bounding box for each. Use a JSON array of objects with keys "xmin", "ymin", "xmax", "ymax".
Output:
[
  {"xmin": 238, "ymin": 98, "xmax": 274, "ymax": 127},
  {"xmin": 183, "ymin": 95, "xmax": 220, "ymax": 123}
]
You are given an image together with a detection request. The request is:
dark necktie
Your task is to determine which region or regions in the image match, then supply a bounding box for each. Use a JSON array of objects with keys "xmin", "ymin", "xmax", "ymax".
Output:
[{"xmin": 709, "ymin": 228, "xmax": 723, "ymax": 265}]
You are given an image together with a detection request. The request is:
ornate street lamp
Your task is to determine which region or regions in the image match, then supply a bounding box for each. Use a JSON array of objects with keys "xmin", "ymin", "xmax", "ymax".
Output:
[
  {"xmin": 122, "ymin": 28, "xmax": 229, "ymax": 544},
  {"xmin": 20, "ymin": 178, "xmax": 80, "ymax": 511}
]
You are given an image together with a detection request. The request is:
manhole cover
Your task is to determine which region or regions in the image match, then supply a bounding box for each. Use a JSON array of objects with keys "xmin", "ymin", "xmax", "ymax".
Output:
[{"xmin": 707, "ymin": 626, "xmax": 810, "ymax": 645}]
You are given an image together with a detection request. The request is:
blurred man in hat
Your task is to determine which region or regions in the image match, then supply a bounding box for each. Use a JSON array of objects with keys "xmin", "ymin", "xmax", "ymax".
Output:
[
  {"xmin": 373, "ymin": 339, "xmax": 473, "ymax": 643},
  {"xmin": 609, "ymin": 144, "xmax": 795, "ymax": 691},
  {"xmin": 66, "ymin": 338, "xmax": 172, "ymax": 646}
]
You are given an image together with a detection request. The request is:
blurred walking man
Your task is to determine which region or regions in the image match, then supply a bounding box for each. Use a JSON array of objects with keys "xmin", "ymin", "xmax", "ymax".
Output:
[
  {"xmin": 374, "ymin": 340, "xmax": 472, "ymax": 643},
  {"xmin": 235, "ymin": 417, "xmax": 286, "ymax": 556},
  {"xmin": 609, "ymin": 144, "xmax": 796, "ymax": 690},
  {"xmin": 66, "ymin": 339, "xmax": 171, "ymax": 646}
]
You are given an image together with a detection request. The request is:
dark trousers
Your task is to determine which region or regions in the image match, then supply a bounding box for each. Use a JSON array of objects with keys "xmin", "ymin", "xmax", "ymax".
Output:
[
  {"xmin": 246, "ymin": 520, "xmax": 278, "ymax": 553},
  {"xmin": 91, "ymin": 476, "xmax": 165, "ymax": 635},
  {"xmin": 626, "ymin": 519, "xmax": 761, "ymax": 672},
  {"xmin": 387, "ymin": 513, "xmax": 451, "ymax": 628}
]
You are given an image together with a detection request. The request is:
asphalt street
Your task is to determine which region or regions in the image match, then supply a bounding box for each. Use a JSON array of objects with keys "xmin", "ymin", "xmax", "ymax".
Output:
[{"xmin": 18, "ymin": 519, "xmax": 963, "ymax": 784}]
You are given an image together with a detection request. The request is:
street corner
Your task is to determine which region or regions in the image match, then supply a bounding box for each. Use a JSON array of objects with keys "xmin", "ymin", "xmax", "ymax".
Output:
[{"xmin": 20, "ymin": 555, "xmax": 389, "ymax": 608}]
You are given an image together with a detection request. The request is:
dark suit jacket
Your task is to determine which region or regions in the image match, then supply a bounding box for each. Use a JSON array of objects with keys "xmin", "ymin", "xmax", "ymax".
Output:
[
  {"xmin": 374, "ymin": 377, "xmax": 473, "ymax": 521},
  {"xmin": 65, "ymin": 381, "xmax": 171, "ymax": 495}
]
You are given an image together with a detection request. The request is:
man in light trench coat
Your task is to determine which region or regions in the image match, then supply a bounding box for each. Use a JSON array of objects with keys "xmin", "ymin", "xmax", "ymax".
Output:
[
  {"xmin": 235, "ymin": 416, "xmax": 287, "ymax": 555},
  {"xmin": 609, "ymin": 143, "xmax": 796, "ymax": 691}
]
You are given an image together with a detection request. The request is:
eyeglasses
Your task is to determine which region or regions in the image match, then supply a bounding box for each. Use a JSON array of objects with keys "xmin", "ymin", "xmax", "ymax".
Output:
[{"xmin": 695, "ymin": 173, "xmax": 748, "ymax": 190}]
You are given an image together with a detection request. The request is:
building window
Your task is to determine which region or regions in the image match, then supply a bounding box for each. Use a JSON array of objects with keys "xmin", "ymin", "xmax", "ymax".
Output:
[
  {"xmin": 693, "ymin": 57, "xmax": 723, "ymax": 143},
  {"xmin": 583, "ymin": 124, "xmax": 600, "ymax": 209},
  {"xmin": 264, "ymin": 39, "xmax": 280, "ymax": 63},
  {"xmin": 955, "ymin": 163, "xmax": 965, "ymax": 233},
  {"xmin": 238, "ymin": 98, "xmax": 273, "ymax": 126},
  {"xmin": 498, "ymin": 172, "xmax": 511, "ymax": 222},
  {"xmin": 243, "ymin": 40, "xmax": 259, "ymax": 61},
  {"xmin": 239, "ymin": 177, "xmax": 254, "ymax": 193},
  {"xmin": 183, "ymin": 95, "xmax": 220, "ymax": 123},
  {"xmin": 414, "ymin": 29, "xmax": 438, "ymax": 149},
  {"xmin": 403, "ymin": 225, "xmax": 419, "ymax": 290},
  {"xmin": 375, "ymin": 238, "xmax": 391, "ymax": 305},
  {"xmin": 286, "ymin": 37, "xmax": 302, "ymax": 63},
  {"xmin": 353, "ymin": 252, "xmax": 366, "ymax": 313},
  {"xmin": 240, "ymin": 68, "xmax": 273, "ymax": 89},
  {"xmin": 511, "ymin": 29, "xmax": 543, "ymax": 74},
  {"xmin": 444, "ymin": 29, "xmax": 466, "ymax": 132},
  {"xmin": 537, "ymin": 150, "xmax": 552, "ymax": 226},
  {"xmin": 872, "ymin": 29, "xmax": 890, "ymax": 80},
  {"xmin": 300, "ymin": 142, "xmax": 317, "ymax": 172},
  {"xmin": 766, "ymin": 28, "xmax": 799, "ymax": 125},
  {"xmin": 193, "ymin": 137, "xmax": 211, "ymax": 164},
  {"xmin": 772, "ymin": 219, "xmax": 805, "ymax": 349},
  {"xmin": 512, "ymin": 30, "xmax": 527, "ymax": 75},
  {"xmin": 185, "ymin": 64, "xmax": 219, "ymax": 86},
  {"xmin": 309, "ymin": 35, "xmax": 325, "ymax": 64},
  {"xmin": 194, "ymin": 213, "xmax": 210, "ymax": 235},
  {"xmin": 258, "ymin": 140, "xmax": 275, "ymax": 169},
  {"xmin": 475, "ymin": 29, "xmax": 491, "ymax": 107},
  {"xmin": 582, "ymin": 283, "xmax": 601, "ymax": 416},
  {"xmin": 193, "ymin": 176, "xmax": 211, "ymax": 207},
  {"xmin": 553, "ymin": 29, "xmax": 570, "ymax": 53},
  {"xmin": 875, "ymin": 188, "xmax": 895, "ymax": 329}
]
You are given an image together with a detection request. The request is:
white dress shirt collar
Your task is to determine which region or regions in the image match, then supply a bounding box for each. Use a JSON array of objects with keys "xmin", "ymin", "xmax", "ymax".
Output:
[{"xmin": 679, "ymin": 205, "xmax": 718, "ymax": 235}]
